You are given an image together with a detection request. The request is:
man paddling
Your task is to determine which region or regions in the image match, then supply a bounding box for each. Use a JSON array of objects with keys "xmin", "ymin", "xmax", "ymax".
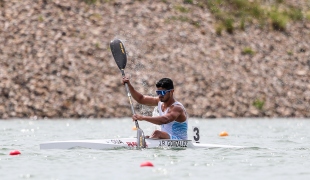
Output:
[{"xmin": 122, "ymin": 77, "xmax": 188, "ymax": 140}]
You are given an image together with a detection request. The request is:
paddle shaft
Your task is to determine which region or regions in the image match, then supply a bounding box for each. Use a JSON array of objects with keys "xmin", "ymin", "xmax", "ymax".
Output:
[
  {"xmin": 110, "ymin": 39, "xmax": 145, "ymax": 148},
  {"xmin": 121, "ymin": 69, "xmax": 140, "ymax": 129}
]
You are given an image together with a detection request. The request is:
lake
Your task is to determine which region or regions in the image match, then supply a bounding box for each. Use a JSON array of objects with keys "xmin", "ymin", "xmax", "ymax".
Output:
[{"xmin": 0, "ymin": 118, "xmax": 309, "ymax": 180}]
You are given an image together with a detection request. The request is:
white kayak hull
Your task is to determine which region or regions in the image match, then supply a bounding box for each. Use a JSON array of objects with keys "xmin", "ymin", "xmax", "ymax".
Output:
[{"xmin": 40, "ymin": 138, "xmax": 244, "ymax": 150}]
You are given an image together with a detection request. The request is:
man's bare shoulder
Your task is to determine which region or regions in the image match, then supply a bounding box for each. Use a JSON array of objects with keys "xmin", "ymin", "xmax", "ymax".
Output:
[
  {"xmin": 170, "ymin": 104, "xmax": 185, "ymax": 112},
  {"xmin": 143, "ymin": 95, "xmax": 160, "ymax": 106}
]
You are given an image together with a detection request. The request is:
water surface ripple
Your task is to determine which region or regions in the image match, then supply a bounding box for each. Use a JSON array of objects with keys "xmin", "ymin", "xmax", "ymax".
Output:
[{"xmin": 0, "ymin": 118, "xmax": 309, "ymax": 180}]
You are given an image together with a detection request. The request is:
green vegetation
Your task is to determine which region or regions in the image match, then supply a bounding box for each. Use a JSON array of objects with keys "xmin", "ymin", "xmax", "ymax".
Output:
[
  {"xmin": 82, "ymin": 0, "xmax": 113, "ymax": 4},
  {"xmin": 81, "ymin": 0, "xmax": 308, "ymax": 32},
  {"xmin": 240, "ymin": 17, "xmax": 246, "ymax": 30},
  {"xmin": 269, "ymin": 10, "xmax": 289, "ymax": 31},
  {"xmin": 242, "ymin": 47, "xmax": 255, "ymax": 55},
  {"xmin": 168, "ymin": 16, "xmax": 189, "ymax": 22},
  {"xmin": 38, "ymin": 15, "xmax": 44, "ymax": 22},
  {"xmin": 166, "ymin": 15, "xmax": 200, "ymax": 28},
  {"xmin": 253, "ymin": 99, "xmax": 264, "ymax": 110},
  {"xmin": 175, "ymin": 5, "xmax": 190, "ymax": 13},
  {"xmin": 306, "ymin": 11, "xmax": 310, "ymax": 20},
  {"xmin": 183, "ymin": 0, "xmax": 193, "ymax": 4},
  {"xmin": 224, "ymin": 18, "xmax": 234, "ymax": 34},
  {"xmin": 89, "ymin": 13, "xmax": 102, "ymax": 21},
  {"xmin": 196, "ymin": 0, "xmax": 308, "ymax": 33},
  {"xmin": 95, "ymin": 42, "xmax": 100, "ymax": 49},
  {"xmin": 83, "ymin": 0, "xmax": 97, "ymax": 4},
  {"xmin": 287, "ymin": 50, "xmax": 293, "ymax": 56},
  {"xmin": 215, "ymin": 24, "xmax": 224, "ymax": 36}
]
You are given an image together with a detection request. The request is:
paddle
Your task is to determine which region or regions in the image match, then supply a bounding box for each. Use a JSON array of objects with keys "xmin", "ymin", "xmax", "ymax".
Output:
[{"xmin": 110, "ymin": 39, "xmax": 146, "ymax": 149}]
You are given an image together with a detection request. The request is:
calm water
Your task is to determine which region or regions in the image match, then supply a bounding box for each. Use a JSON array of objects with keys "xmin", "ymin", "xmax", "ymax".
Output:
[{"xmin": 0, "ymin": 118, "xmax": 309, "ymax": 180}]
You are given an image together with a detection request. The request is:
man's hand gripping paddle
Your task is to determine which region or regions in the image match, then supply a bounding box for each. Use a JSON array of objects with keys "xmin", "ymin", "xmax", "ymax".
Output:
[{"xmin": 110, "ymin": 39, "xmax": 146, "ymax": 149}]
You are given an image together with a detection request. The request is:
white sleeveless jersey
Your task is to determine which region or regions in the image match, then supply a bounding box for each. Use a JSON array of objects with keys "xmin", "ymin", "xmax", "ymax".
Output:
[{"xmin": 157, "ymin": 101, "xmax": 188, "ymax": 140}]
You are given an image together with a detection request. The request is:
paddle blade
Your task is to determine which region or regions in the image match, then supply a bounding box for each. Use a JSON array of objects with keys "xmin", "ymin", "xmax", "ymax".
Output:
[
  {"xmin": 137, "ymin": 128, "xmax": 146, "ymax": 148},
  {"xmin": 110, "ymin": 39, "xmax": 127, "ymax": 70}
]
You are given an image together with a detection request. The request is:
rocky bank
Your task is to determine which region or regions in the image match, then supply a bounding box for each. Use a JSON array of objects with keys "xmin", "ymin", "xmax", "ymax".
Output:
[{"xmin": 0, "ymin": 0, "xmax": 310, "ymax": 119}]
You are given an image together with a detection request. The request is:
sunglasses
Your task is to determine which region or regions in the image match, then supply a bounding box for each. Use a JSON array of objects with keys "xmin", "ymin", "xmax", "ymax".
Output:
[{"xmin": 156, "ymin": 89, "xmax": 173, "ymax": 96}]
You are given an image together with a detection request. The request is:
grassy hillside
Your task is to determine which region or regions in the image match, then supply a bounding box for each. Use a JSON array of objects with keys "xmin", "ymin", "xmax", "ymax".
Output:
[
  {"xmin": 0, "ymin": 0, "xmax": 309, "ymax": 118},
  {"xmin": 83, "ymin": 0, "xmax": 309, "ymax": 34}
]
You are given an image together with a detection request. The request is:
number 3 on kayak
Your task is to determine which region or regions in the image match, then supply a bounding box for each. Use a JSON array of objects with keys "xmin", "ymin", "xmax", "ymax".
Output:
[{"xmin": 192, "ymin": 126, "xmax": 200, "ymax": 143}]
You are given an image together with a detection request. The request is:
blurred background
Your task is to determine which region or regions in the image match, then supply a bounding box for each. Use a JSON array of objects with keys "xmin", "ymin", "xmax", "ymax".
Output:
[{"xmin": 0, "ymin": 0, "xmax": 309, "ymax": 119}]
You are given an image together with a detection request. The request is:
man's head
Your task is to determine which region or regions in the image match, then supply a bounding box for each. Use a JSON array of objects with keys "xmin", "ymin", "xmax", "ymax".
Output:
[
  {"xmin": 156, "ymin": 78, "xmax": 174, "ymax": 102},
  {"xmin": 156, "ymin": 78, "xmax": 174, "ymax": 90}
]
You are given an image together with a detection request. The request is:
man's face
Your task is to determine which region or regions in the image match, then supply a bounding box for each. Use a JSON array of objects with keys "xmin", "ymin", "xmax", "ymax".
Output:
[{"xmin": 156, "ymin": 88, "xmax": 172, "ymax": 102}]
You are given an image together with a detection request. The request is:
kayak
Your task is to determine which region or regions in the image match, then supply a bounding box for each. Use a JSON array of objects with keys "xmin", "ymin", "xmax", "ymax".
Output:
[{"xmin": 40, "ymin": 138, "xmax": 244, "ymax": 150}]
